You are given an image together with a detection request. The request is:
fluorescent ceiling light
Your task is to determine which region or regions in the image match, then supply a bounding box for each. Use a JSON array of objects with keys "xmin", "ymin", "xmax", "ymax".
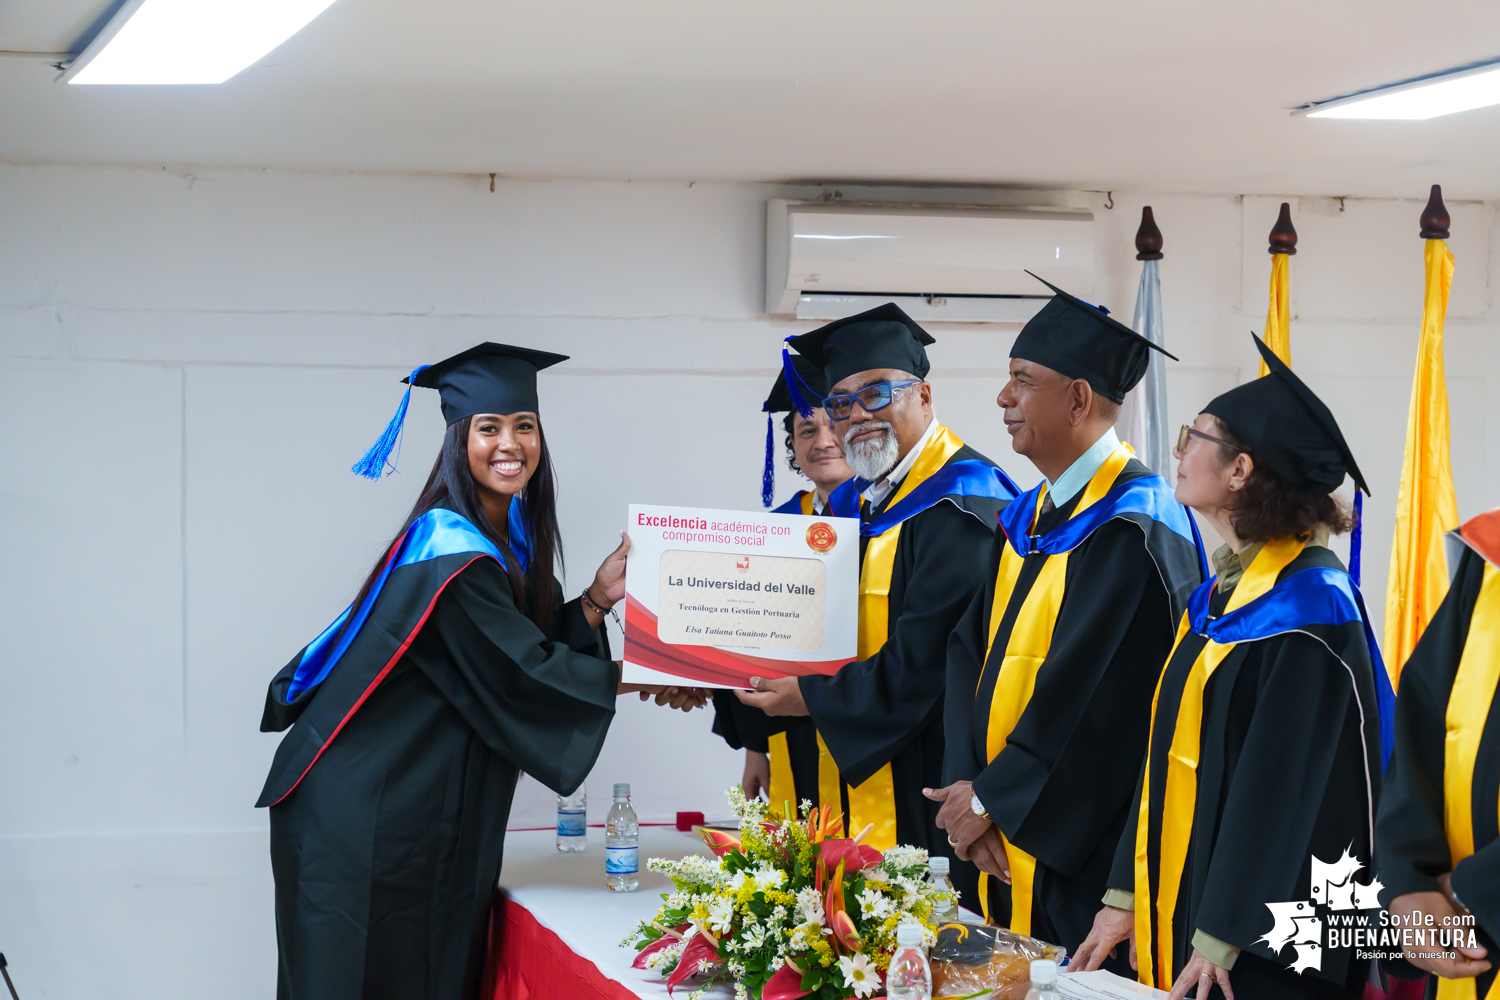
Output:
[
  {"xmin": 66, "ymin": 0, "xmax": 340, "ymax": 85},
  {"xmin": 1298, "ymin": 59, "xmax": 1500, "ymax": 120}
]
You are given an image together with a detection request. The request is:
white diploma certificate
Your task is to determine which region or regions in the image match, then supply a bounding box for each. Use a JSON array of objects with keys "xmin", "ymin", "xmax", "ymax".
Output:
[{"xmin": 620, "ymin": 504, "xmax": 859, "ymax": 688}]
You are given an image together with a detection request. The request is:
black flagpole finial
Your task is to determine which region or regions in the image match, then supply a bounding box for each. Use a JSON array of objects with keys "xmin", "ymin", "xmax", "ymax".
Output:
[
  {"xmin": 1135, "ymin": 206, "xmax": 1164, "ymax": 261},
  {"xmin": 1420, "ymin": 184, "xmax": 1451, "ymax": 239}
]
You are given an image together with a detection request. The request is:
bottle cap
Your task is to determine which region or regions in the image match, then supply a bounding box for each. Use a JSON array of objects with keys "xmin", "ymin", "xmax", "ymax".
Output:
[
  {"xmin": 1030, "ymin": 959, "xmax": 1058, "ymax": 985},
  {"xmin": 895, "ymin": 923, "xmax": 924, "ymax": 946},
  {"xmin": 927, "ymin": 855, "xmax": 950, "ymax": 876},
  {"xmin": 613, "ymin": 783, "xmax": 630, "ymax": 798}
]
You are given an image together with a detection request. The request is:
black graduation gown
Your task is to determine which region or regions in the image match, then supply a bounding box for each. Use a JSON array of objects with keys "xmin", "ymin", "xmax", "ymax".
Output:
[
  {"xmin": 945, "ymin": 458, "xmax": 1201, "ymax": 960},
  {"xmin": 1109, "ymin": 544, "xmax": 1382, "ymax": 999},
  {"xmin": 258, "ymin": 556, "xmax": 617, "ymax": 1000},
  {"xmin": 1376, "ymin": 544, "xmax": 1500, "ymax": 999},
  {"xmin": 769, "ymin": 442, "xmax": 1005, "ymax": 907}
]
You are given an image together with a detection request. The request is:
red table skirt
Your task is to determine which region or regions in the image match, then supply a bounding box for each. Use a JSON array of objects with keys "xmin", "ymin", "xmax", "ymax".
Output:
[{"xmin": 482, "ymin": 891, "xmax": 641, "ymax": 1000}]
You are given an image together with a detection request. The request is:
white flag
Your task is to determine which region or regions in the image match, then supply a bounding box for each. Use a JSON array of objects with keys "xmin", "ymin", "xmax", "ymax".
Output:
[{"xmin": 1119, "ymin": 259, "xmax": 1170, "ymax": 474}]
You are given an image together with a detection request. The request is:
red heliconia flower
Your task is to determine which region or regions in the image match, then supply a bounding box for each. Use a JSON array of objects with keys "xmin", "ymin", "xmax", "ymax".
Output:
[
  {"xmin": 762, "ymin": 961, "xmax": 813, "ymax": 1000},
  {"xmin": 818, "ymin": 838, "xmax": 883, "ymax": 874},
  {"xmin": 698, "ymin": 827, "xmax": 742, "ymax": 857},
  {"xmin": 664, "ymin": 931, "xmax": 720, "ymax": 995},
  {"xmin": 828, "ymin": 909, "xmax": 861, "ymax": 952},
  {"xmin": 806, "ymin": 801, "xmax": 846, "ymax": 843},
  {"xmin": 822, "ymin": 860, "xmax": 861, "ymax": 952},
  {"xmin": 631, "ymin": 924, "xmax": 687, "ymax": 970}
]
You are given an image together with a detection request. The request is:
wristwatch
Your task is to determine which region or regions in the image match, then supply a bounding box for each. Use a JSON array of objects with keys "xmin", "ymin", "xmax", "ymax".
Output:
[{"xmin": 970, "ymin": 793, "xmax": 989, "ymax": 819}]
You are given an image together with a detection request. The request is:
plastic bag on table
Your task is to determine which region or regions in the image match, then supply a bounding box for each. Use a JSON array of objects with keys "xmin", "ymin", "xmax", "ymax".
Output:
[{"xmin": 929, "ymin": 922, "xmax": 1067, "ymax": 999}]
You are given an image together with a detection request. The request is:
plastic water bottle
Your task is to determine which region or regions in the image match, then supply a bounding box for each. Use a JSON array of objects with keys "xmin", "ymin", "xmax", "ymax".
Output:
[
  {"xmin": 556, "ymin": 788, "xmax": 587, "ymax": 853},
  {"xmin": 926, "ymin": 855, "xmax": 958, "ymax": 922},
  {"xmin": 605, "ymin": 783, "xmax": 639, "ymax": 892},
  {"xmin": 886, "ymin": 922, "xmax": 932, "ymax": 999},
  {"xmin": 1025, "ymin": 959, "xmax": 1060, "ymax": 1000}
]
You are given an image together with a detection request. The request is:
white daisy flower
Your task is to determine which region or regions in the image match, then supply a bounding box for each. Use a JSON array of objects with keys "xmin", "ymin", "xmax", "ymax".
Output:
[
  {"xmin": 857, "ymin": 886, "xmax": 895, "ymax": 920},
  {"xmin": 706, "ymin": 897, "xmax": 736, "ymax": 935},
  {"xmin": 838, "ymin": 953, "xmax": 880, "ymax": 998},
  {"xmin": 753, "ymin": 864, "xmax": 786, "ymax": 890},
  {"xmin": 741, "ymin": 923, "xmax": 768, "ymax": 950}
]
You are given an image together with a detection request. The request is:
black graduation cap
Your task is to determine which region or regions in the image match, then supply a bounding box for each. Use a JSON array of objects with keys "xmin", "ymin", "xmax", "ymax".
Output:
[
  {"xmin": 758, "ymin": 353, "xmax": 831, "ymax": 507},
  {"xmin": 786, "ymin": 303, "xmax": 936, "ymax": 401},
  {"xmin": 352, "ymin": 342, "xmax": 568, "ymax": 480},
  {"xmin": 1010, "ymin": 272, "xmax": 1178, "ymax": 404},
  {"xmin": 1203, "ymin": 333, "xmax": 1370, "ymax": 496},
  {"xmin": 407, "ymin": 342, "xmax": 568, "ymax": 424}
]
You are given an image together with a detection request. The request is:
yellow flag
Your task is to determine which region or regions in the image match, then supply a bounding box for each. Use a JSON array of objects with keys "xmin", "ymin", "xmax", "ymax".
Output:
[
  {"xmin": 1257, "ymin": 253, "xmax": 1291, "ymax": 375},
  {"xmin": 1384, "ymin": 240, "xmax": 1460, "ymax": 687}
]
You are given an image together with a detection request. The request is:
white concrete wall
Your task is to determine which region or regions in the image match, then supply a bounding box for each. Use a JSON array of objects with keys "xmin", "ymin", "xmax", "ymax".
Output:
[{"xmin": 1, "ymin": 163, "xmax": 1496, "ymax": 999}]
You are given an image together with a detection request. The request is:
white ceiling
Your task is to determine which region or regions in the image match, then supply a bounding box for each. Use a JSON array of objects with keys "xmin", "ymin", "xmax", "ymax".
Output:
[{"xmin": 5, "ymin": 0, "xmax": 1500, "ymax": 197}]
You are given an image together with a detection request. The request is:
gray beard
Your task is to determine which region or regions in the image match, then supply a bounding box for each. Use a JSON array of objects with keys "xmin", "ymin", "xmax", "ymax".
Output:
[{"xmin": 843, "ymin": 420, "xmax": 900, "ymax": 482}]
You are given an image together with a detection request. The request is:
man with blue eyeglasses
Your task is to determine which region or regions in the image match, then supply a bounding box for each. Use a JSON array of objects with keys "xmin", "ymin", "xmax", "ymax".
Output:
[{"xmin": 736, "ymin": 302, "xmax": 1018, "ymax": 911}]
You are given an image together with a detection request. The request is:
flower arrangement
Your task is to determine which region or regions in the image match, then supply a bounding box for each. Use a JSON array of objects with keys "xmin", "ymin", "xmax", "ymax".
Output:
[{"xmin": 625, "ymin": 787, "xmax": 956, "ymax": 1000}]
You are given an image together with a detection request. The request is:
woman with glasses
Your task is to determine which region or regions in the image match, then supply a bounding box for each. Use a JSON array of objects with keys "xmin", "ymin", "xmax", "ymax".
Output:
[
  {"xmin": 256, "ymin": 343, "xmax": 704, "ymax": 1000},
  {"xmin": 1073, "ymin": 335, "xmax": 1389, "ymax": 1000}
]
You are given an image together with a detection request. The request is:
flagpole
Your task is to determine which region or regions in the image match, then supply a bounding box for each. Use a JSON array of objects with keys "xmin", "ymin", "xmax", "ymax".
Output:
[
  {"xmin": 1383, "ymin": 184, "xmax": 1461, "ymax": 689},
  {"xmin": 0, "ymin": 953, "xmax": 19, "ymax": 1000},
  {"xmin": 1127, "ymin": 207, "xmax": 1171, "ymax": 475},
  {"xmin": 1258, "ymin": 202, "xmax": 1297, "ymax": 375}
]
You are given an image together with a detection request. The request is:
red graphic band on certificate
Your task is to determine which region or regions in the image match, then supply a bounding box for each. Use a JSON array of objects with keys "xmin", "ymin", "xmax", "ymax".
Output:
[{"xmin": 624, "ymin": 595, "xmax": 854, "ymax": 687}]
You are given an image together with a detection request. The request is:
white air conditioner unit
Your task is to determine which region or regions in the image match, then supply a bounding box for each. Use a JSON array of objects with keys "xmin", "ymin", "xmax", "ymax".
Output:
[{"xmin": 765, "ymin": 200, "xmax": 1094, "ymax": 323}]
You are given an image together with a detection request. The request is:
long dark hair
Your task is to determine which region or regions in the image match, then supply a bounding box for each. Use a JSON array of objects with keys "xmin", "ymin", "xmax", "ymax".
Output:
[
  {"xmin": 1211, "ymin": 418, "xmax": 1355, "ymax": 544},
  {"xmin": 345, "ymin": 415, "xmax": 564, "ymax": 637}
]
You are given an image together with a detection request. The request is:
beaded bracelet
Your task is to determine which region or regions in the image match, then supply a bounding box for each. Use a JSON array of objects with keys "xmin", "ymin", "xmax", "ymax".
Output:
[{"xmin": 581, "ymin": 586, "xmax": 621, "ymax": 626}]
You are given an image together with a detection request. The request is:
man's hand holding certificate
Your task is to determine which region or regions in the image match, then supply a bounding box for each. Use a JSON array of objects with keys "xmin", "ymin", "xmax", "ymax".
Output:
[{"xmin": 620, "ymin": 504, "xmax": 859, "ymax": 688}]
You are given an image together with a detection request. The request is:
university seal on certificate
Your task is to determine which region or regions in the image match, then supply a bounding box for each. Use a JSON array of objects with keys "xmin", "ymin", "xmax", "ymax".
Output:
[{"xmin": 805, "ymin": 520, "xmax": 837, "ymax": 553}]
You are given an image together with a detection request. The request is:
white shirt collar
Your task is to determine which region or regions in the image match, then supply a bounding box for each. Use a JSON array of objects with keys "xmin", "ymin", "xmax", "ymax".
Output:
[
  {"xmin": 1047, "ymin": 427, "xmax": 1121, "ymax": 507},
  {"xmin": 862, "ymin": 416, "xmax": 938, "ymax": 509}
]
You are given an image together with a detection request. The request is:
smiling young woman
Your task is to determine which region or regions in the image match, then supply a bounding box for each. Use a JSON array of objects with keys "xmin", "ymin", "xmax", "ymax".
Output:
[{"xmin": 256, "ymin": 342, "xmax": 704, "ymax": 1000}]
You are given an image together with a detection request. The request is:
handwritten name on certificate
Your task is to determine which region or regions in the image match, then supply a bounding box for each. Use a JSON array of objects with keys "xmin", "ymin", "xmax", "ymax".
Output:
[{"xmin": 621, "ymin": 504, "xmax": 859, "ymax": 688}]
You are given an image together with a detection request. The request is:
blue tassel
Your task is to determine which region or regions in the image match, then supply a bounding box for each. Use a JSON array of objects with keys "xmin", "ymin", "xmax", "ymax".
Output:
[
  {"xmin": 1350, "ymin": 491, "xmax": 1364, "ymax": 586},
  {"xmin": 762, "ymin": 412, "xmax": 775, "ymax": 508},
  {"xmin": 351, "ymin": 365, "xmax": 429, "ymax": 480},
  {"xmin": 781, "ymin": 340, "xmax": 817, "ymax": 419}
]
